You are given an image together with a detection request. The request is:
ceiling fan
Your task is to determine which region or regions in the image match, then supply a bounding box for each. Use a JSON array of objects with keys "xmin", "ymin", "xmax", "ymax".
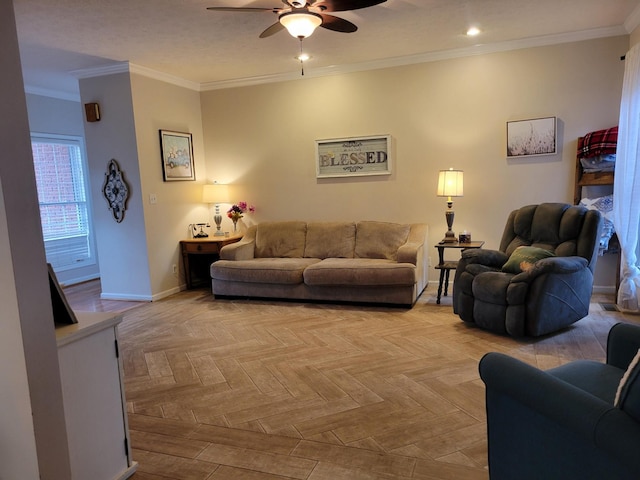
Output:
[{"xmin": 207, "ymin": 0, "xmax": 387, "ymax": 39}]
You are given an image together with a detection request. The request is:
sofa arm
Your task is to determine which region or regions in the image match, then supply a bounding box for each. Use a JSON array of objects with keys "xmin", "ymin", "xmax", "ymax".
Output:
[
  {"xmin": 397, "ymin": 241, "xmax": 422, "ymax": 265},
  {"xmin": 397, "ymin": 223, "xmax": 427, "ymax": 265},
  {"xmin": 480, "ymin": 352, "xmax": 640, "ymax": 478},
  {"xmin": 608, "ymin": 323, "xmax": 640, "ymax": 370},
  {"xmin": 220, "ymin": 239, "xmax": 255, "ymax": 260}
]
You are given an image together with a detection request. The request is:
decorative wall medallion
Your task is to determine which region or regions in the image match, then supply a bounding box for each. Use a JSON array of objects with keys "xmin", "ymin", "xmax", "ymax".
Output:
[{"xmin": 102, "ymin": 159, "xmax": 129, "ymax": 223}]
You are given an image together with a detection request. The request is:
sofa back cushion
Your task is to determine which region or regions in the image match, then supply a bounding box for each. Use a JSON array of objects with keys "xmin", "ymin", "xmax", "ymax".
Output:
[
  {"xmin": 304, "ymin": 222, "xmax": 356, "ymax": 259},
  {"xmin": 255, "ymin": 221, "xmax": 307, "ymax": 258},
  {"xmin": 355, "ymin": 221, "xmax": 410, "ymax": 261}
]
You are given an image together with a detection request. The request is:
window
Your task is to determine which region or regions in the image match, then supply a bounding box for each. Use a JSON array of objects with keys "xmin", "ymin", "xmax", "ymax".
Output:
[{"xmin": 31, "ymin": 134, "xmax": 96, "ymax": 271}]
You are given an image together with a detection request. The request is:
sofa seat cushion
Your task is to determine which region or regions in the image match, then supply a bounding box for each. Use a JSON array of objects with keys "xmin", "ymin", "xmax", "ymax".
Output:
[
  {"xmin": 303, "ymin": 258, "xmax": 416, "ymax": 287},
  {"xmin": 212, "ymin": 258, "xmax": 320, "ymax": 285}
]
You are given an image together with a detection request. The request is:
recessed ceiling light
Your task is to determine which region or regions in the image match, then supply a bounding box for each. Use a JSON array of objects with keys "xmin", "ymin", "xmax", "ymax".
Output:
[{"xmin": 466, "ymin": 26, "xmax": 481, "ymax": 37}]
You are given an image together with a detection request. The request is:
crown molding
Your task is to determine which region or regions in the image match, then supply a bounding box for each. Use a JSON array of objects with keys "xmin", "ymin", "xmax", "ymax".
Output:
[
  {"xmin": 128, "ymin": 64, "xmax": 201, "ymax": 91},
  {"xmin": 70, "ymin": 61, "xmax": 200, "ymax": 91},
  {"xmin": 25, "ymin": 25, "xmax": 629, "ymax": 99},
  {"xmin": 24, "ymin": 85, "xmax": 80, "ymax": 102},
  {"xmin": 200, "ymin": 25, "xmax": 628, "ymax": 91},
  {"xmin": 70, "ymin": 62, "xmax": 130, "ymax": 79},
  {"xmin": 624, "ymin": 3, "xmax": 640, "ymax": 34}
]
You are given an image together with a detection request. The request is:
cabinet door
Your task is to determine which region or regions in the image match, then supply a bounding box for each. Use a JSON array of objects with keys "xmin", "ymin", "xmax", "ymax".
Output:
[{"xmin": 58, "ymin": 326, "xmax": 130, "ymax": 479}]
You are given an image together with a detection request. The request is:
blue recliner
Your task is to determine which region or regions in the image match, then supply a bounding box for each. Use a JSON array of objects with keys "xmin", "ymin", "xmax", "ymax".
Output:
[
  {"xmin": 453, "ymin": 203, "xmax": 603, "ymax": 337},
  {"xmin": 479, "ymin": 322, "xmax": 640, "ymax": 480}
]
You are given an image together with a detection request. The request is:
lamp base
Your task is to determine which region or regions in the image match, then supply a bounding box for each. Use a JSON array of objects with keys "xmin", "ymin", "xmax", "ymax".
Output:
[
  {"xmin": 442, "ymin": 209, "xmax": 457, "ymax": 243},
  {"xmin": 213, "ymin": 214, "xmax": 225, "ymax": 236},
  {"xmin": 441, "ymin": 231, "xmax": 458, "ymax": 243}
]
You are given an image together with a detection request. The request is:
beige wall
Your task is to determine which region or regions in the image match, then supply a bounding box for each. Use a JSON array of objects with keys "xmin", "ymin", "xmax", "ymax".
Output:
[
  {"xmin": 80, "ymin": 72, "xmax": 208, "ymax": 300},
  {"xmin": 200, "ymin": 36, "xmax": 628, "ymax": 290},
  {"xmin": 631, "ymin": 25, "xmax": 640, "ymax": 47},
  {"xmin": 131, "ymin": 73, "xmax": 207, "ymax": 297}
]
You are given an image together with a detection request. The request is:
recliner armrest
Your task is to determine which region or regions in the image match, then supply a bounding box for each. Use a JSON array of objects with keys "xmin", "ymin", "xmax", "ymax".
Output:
[
  {"xmin": 509, "ymin": 256, "xmax": 588, "ymax": 283},
  {"xmin": 608, "ymin": 323, "xmax": 640, "ymax": 370},
  {"xmin": 460, "ymin": 248, "xmax": 508, "ymax": 268},
  {"xmin": 480, "ymin": 352, "xmax": 610, "ymax": 436}
]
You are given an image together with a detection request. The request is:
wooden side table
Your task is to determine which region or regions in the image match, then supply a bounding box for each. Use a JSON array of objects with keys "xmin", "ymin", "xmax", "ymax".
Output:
[
  {"xmin": 434, "ymin": 241, "xmax": 484, "ymax": 304},
  {"xmin": 180, "ymin": 235, "xmax": 242, "ymax": 289}
]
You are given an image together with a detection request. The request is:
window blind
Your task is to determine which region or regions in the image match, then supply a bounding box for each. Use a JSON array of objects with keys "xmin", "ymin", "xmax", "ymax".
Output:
[{"xmin": 31, "ymin": 135, "xmax": 96, "ymax": 271}]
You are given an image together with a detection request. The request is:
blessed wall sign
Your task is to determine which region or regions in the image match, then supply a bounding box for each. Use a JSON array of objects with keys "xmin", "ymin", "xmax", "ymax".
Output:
[{"xmin": 315, "ymin": 135, "xmax": 391, "ymax": 178}]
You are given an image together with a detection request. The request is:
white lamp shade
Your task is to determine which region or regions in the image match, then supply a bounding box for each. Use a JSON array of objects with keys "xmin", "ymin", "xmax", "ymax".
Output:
[
  {"xmin": 436, "ymin": 169, "xmax": 464, "ymax": 197},
  {"xmin": 279, "ymin": 12, "xmax": 322, "ymax": 38},
  {"xmin": 202, "ymin": 183, "xmax": 229, "ymax": 204}
]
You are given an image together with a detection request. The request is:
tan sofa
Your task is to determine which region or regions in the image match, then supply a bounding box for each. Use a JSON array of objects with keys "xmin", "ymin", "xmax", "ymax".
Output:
[{"xmin": 210, "ymin": 220, "xmax": 429, "ymax": 306}]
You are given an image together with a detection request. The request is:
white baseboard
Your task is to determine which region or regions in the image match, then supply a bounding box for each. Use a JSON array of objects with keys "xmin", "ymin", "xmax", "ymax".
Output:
[
  {"xmin": 99, "ymin": 285, "xmax": 186, "ymax": 302},
  {"xmin": 593, "ymin": 285, "xmax": 616, "ymax": 295},
  {"xmin": 59, "ymin": 273, "xmax": 100, "ymax": 287},
  {"xmin": 100, "ymin": 292, "xmax": 153, "ymax": 302},
  {"xmin": 151, "ymin": 286, "xmax": 182, "ymax": 302}
]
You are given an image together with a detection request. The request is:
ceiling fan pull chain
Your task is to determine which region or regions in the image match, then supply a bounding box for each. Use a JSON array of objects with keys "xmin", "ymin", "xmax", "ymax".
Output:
[{"xmin": 299, "ymin": 38, "xmax": 305, "ymax": 76}]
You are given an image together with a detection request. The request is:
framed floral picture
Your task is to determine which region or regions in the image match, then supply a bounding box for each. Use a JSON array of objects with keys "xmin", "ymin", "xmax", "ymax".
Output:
[
  {"xmin": 159, "ymin": 130, "xmax": 195, "ymax": 181},
  {"xmin": 506, "ymin": 117, "xmax": 557, "ymax": 158}
]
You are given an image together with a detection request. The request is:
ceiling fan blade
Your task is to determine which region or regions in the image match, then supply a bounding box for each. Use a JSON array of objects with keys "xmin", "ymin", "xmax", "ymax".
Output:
[
  {"xmin": 206, "ymin": 7, "xmax": 280, "ymax": 13},
  {"xmin": 259, "ymin": 21, "xmax": 286, "ymax": 38},
  {"xmin": 319, "ymin": 13, "xmax": 357, "ymax": 33},
  {"xmin": 311, "ymin": 0, "xmax": 386, "ymax": 12}
]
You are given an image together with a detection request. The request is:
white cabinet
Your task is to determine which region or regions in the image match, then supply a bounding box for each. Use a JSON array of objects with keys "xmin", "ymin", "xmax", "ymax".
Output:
[{"xmin": 56, "ymin": 312, "xmax": 137, "ymax": 480}]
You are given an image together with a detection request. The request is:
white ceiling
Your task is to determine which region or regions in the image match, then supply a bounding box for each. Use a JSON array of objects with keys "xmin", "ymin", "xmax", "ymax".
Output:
[{"xmin": 13, "ymin": 0, "xmax": 640, "ymax": 100}]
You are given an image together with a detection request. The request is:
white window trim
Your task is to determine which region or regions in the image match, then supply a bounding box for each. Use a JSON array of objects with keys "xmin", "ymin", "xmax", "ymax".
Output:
[{"xmin": 30, "ymin": 132, "xmax": 98, "ymax": 274}]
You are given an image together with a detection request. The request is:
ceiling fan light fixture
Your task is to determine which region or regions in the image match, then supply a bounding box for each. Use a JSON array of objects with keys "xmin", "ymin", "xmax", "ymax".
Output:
[
  {"xmin": 466, "ymin": 26, "xmax": 481, "ymax": 37},
  {"xmin": 279, "ymin": 11, "xmax": 323, "ymax": 38}
]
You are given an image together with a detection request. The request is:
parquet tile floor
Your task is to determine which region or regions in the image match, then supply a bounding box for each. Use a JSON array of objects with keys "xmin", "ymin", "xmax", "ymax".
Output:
[{"xmin": 65, "ymin": 280, "xmax": 636, "ymax": 479}]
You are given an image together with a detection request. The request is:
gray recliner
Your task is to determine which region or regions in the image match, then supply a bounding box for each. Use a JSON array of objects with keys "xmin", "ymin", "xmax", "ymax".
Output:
[
  {"xmin": 479, "ymin": 322, "xmax": 640, "ymax": 479},
  {"xmin": 452, "ymin": 203, "xmax": 603, "ymax": 337}
]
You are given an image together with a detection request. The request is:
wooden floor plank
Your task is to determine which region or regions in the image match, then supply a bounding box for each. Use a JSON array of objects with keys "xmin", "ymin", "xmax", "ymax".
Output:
[
  {"xmin": 62, "ymin": 281, "xmax": 636, "ymax": 480},
  {"xmin": 196, "ymin": 443, "xmax": 317, "ymax": 479},
  {"xmin": 131, "ymin": 449, "xmax": 219, "ymax": 480},
  {"xmin": 293, "ymin": 440, "xmax": 416, "ymax": 477}
]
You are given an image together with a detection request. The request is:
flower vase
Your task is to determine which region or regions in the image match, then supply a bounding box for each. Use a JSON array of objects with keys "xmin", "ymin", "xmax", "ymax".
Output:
[{"xmin": 232, "ymin": 218, "xmax": 238, "ymax": 232}]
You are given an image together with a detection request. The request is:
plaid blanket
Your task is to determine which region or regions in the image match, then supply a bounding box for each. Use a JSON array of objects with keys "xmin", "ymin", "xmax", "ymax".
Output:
[{"xmin": 578, "ymin": 126, "xmax": 618, "ymax": 158}]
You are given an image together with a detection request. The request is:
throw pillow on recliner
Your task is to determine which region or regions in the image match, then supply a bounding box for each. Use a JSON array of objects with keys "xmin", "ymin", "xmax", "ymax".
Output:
[{"xmin": 501, "ymin": 246, "xmax": 555, "ymax": 274}]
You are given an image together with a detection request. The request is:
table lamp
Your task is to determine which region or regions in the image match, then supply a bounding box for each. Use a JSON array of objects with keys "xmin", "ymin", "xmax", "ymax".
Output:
[
  {"xmin": 202, "ymin": 182, "xmax": 230, "ymax": 236},
  {"xmin": 436, "ymin": 168, "xmax": 464, "ymax": 243}
]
